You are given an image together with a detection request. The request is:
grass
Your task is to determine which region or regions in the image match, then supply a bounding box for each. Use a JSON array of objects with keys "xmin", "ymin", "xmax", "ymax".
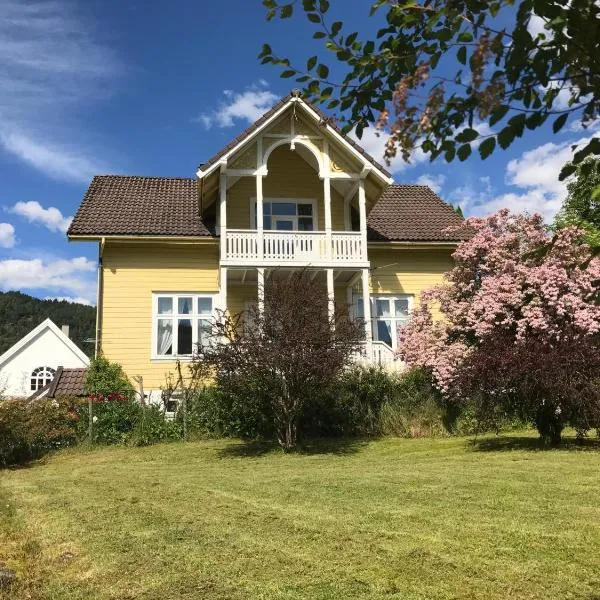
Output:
[{"xmin": 1, "ymin": 432, "xmax": 600, "ymax": 599}]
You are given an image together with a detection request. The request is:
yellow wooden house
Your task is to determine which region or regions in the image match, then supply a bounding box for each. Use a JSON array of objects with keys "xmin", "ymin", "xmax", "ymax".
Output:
[{"xmin": 68, "ymin": 93, "xmax": 463, "ymax": 401}]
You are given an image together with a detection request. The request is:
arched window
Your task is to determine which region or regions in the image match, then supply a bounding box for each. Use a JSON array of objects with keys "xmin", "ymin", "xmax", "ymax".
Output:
[{"xmin": 30, "ymin": 366, "xmax": 56, "ymax": 392}]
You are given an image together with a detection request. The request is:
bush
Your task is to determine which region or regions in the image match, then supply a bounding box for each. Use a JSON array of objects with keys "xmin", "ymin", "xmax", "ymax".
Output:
[
  {"xmin": 379, "ymin": 367, "xmax": 448, "ymax": 438},
  {"xmin": 85, "ymin": 355, "xmax": 135, "ymax": 398},
  {"xmin": 0, "ymin": 398, "xmax": 78, "ymax": 467},
  {"xmin": 76, "ymin": 398, "xmax": 181, "ymax": 446},
  {"xmin": 181, "ymin": 385, "xmax": 274, "ymax": 440}
]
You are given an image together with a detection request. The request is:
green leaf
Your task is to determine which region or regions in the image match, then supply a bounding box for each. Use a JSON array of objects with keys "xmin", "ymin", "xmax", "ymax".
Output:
[
  {"xmin": 317, "ymin": 64, "xmax": 329, "ymax": 79},
  {"xmin": 319, "ymin": 0, "xmax": 329, "ymax": 12},
  {"xmin": 552, "ymin": 113, "xmax": 568, "ymax": 133},
  {"xmin": 313, "ymin": 31, "xmax": 326, "ymax": 39},
  {"xmin": 280, "ymin": 4, "xmax": 293, "ymax": 18},
  {"xmin": 457, "ymin": 46, "xmax": 467, "ymax": 65},
  {"xmin": 331, "ymin": 21, "xmax": 342, "ymax": 37},
  {"xmin": 489, "ymin": 105, "xmax": 509, "ymax": 127},
  {"xmin": 260, "ymin": 44, "xmax": 272, "ymax": 56},
  {"xmin": 591, "ymin": 184, "xmax": 600, "ymax": 201},
  {"xmin": 479, "ymin": 137, "xmax": 496, "ymax": 160},
  {"xmin": 497, "ymin": 125, "xmax": 515, "ymax": 149},
  {"xmin": 345, "ymin": 32, "xmax": 358, "ymax": 46},
  {"xmin": 281, "ymin": 70, "xmax": 296, "ymax": 78},
  {"xmin": 307, "ymin": 55, "xmax": 317, "ymax": 71},
  {"xmin": 559, "ymin": 163, "xmax": 577, "ymax": 181},
  {"xmin": 457, "ymin": 31, "xmax": 473, "ymax": 43},
  {"xmin": 457, "ymin": 144, "xmax": 472, "ymax": 161},
  {"xmin": 456, "ymin": 127, "xmax": 479, "ymax": 143},
  {"xmin": 307, "ymin": 12, "xmax": 321, "ymax": 23}
]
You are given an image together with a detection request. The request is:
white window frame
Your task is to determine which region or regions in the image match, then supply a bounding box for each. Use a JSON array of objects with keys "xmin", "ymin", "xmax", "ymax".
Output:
[
  {"xmin": 30, "ymin": 366, "xmax": 56, "ymax": 391},
  {"xmin": 354, "ymin": 294, "xmax": 414, "ymax": 350},
  {"xmin": 249, "ymin": 197, "xmax": 318, "ymax": 231},
  {"xmin": 151, "ymin": 293, "xmax": 217, "ymax": 360}
]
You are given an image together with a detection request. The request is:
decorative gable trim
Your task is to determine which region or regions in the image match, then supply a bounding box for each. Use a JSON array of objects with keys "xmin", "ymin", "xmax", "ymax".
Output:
[
  {"xmin": 196, "ymin": 96, "xmax": 393, "ymax": 185},
  {"xmin": 0, "ymin": 318, "xmax": 90, "ymax": 370}
]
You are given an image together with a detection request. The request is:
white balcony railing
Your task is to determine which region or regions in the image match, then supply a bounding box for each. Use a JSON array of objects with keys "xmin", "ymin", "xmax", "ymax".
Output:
[
  {"xmin": 353, "ymin": 341, "xmax": 403, "ymax": 370},
  {"xmin": 223, "ymin": 230, "xmax": 367, "ymax": 265}
]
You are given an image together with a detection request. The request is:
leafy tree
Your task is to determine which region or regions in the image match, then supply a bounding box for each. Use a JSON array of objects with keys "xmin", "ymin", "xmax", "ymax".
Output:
[
  {"xmin": 398, "ymin": 210, "xmax": 600, "ymax": 445},
  {"xmin": 260, "ymin": 0, "xmax": 600, "ymax": 177},
  {"xmin": 195, "ymin": 271, "xmax": 364, "ymax": 450},
  {"xmin": 554, "ymin": 158, "xmax": 600, "ymax": 250}
]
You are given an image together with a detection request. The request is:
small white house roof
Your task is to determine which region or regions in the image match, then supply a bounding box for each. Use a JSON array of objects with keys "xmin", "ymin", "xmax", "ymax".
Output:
[{"xmin": 0, "ymin": 318, "xmax": 89, "ymax": 370}]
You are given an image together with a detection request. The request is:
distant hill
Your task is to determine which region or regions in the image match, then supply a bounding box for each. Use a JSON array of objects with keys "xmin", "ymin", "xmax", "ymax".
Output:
[{"xmin": 0, "ymin": 292, "xmax": 96, "ymax": 357}]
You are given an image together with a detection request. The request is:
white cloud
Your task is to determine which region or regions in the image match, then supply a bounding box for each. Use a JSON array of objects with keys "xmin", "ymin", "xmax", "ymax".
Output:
[
  {"xmin": 0, "ymin": 223, "xmax": 16, "ymax": 248},
  {"xmin": 351, "ymin": 128, "xmax": 429, "ymax": 174},
  {"xmin": 415, "ymin": 174, "xmax": 446, "ymax": 194},
  {"xmin": 454, "ymin": 135, "xmax": 597, "ymax": 222},
  {"xmin": 44, "ymin": 295, "xmax": 93, "ymax": 306},
  {"xmin": 0, "ymin": 1, "xmax": 121, "ymax": 182},
  {"xmin": 0, "ymin": 256, "xmax": 96, "ymax": 303},
  {"xmin": 196, "ymin": 83, "xmax": 278, "ymax": 129},
  {"xmin": 10, "ymin": 200, "xmax": 72, "ymax": 233}
]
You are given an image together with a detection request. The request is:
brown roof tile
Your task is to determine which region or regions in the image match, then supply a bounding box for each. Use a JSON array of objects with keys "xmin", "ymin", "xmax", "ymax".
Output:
[
  {"xmin": 51, "ymin": 367, "xmax": 88, "ymax": 397},
  {"xmin": 367, "ymin": 185, "xmax": 465, "ymax": 242},
  {"xmin": 198, "ymin": 93, "xmax": 392, "ymax": 179},
  {"xmin": 68, "ymin": 175, "xmax": 214, "ymax": 237}
]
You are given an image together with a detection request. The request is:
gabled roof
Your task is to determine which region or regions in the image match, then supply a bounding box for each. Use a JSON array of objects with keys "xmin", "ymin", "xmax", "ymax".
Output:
[
  {"xmin": 197, "ymin": 93, "xmax": 393, "ymax": 182},
  {"xmin": 68, "ymin": 176, "xmax": 215, "ymax": 238},
  {"xmin": 367, "ymin": 185, "xmax": 465, "ymax": 242},
  {"xmin": 68, "ymin": 180, "xmax": 463, "ymax": 242},
  {"xmin": 0, "ymin": 318, "xmax": 89, "ymax": 369},
  {"xmin": 30, "ymin": 366, "xmax": 88, "ymax": 399}
]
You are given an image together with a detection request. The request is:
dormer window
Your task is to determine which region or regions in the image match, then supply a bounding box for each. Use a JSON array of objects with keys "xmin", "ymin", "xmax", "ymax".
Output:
[{"xmin": 252, "ymin": 199, "xmax": 316, "ymax": 231}]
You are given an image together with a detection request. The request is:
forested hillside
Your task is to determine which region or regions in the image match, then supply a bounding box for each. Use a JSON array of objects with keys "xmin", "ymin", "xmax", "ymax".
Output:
[{"xmin": 0, "ymin": 292, "xmax": 96, "ymax": 357}]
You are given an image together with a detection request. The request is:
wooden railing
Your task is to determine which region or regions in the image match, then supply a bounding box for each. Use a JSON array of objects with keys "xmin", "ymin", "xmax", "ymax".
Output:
[{"xmin": 223, "ymin": 230, "xmax": 367, "ymax": 264}]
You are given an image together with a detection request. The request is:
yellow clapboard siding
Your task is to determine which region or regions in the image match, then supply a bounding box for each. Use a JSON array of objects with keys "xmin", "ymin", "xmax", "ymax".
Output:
[
  {"xmin": 101, "ymin": 242, "xmax": 219, "ymax": 389},
  {"xmin": 368, "ymin": 247, "xmax": 453, "ymax": 318},
  {"xmin": 227, "ymin": 145, "xmax": 346, "ymax": 231}
]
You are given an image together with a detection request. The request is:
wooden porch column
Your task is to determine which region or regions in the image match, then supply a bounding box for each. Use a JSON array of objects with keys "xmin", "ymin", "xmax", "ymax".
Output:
[
  {"xmin": 219, "ymin": 164, "xmax": 227, "ymax": 259},
  {"xmin": 326, "ymin": 268, "xmax": 335, "ymax": 324},
  {"xmin": 256, "ymin": 174, "xmax": 264, "ymax": 260},
  {"xmin": 219, "ymin": 267, "xmax": 228, "ymax": 315},
  {"xmin": 358, "ymin": 177, "xmax": 367, "ymax": 261},
  {"xmin": 323, "ymin": 140, "xmax": 332, "ymax": 258},
  {"xmin": 257, "ymin": 267, "xmax": 265, "ymax": 316},
  {"xmin": 361, "ymin": 267, "xmax": 372, "ymax": 355}
]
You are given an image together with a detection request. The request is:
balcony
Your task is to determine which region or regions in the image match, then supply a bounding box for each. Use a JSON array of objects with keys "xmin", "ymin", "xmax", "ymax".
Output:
[{"xmin": 222, "ymin": 230, "xmax": 368, "ymax": 267}]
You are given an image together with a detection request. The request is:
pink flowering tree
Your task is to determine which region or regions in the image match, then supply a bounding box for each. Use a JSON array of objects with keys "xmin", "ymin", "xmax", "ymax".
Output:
[{"xmin": 399, "ymin": 209, "xmax": 600, "ymax": 445}]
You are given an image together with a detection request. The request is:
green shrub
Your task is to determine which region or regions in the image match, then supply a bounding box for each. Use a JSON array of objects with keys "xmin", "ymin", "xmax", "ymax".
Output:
[
  {"xmin": 0, "ymin": 398, "xmax": 78, "ymax": 467},
  {"xmin": 85, "ymin": 355, "xmax": 135, "ymax": 397},
  {"xmin": 77, "ymin": 399, "xmax": 182, "ymax": 446},
  {"xmin": 181, "ymin": 385, "xmax": 274, "ymax": 440}
]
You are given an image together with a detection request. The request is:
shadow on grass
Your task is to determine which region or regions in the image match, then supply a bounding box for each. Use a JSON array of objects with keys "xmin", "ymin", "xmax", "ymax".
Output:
[
  {"xmin": 217, "ymin": 437, "xmax": 369, "ymax": 459},
  {"xmin": 469, "ymin": 435, "xmax": 600, "ymax": 453}
]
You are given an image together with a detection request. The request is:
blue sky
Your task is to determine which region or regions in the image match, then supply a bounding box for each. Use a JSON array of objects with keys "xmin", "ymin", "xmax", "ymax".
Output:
[{"xmin": 0, "ymin": 0, "xmax": 597, "ymax": 306}]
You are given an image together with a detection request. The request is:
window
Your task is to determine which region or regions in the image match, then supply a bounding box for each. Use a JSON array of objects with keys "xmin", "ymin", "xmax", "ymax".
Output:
[
  {"xmin": 153, "ymin": 293, "xmax": 215, "ymax": 358},
  {"xmin": 354, "ymin": 295, "xmax": 413, "ymax": 349},
  {"xmin": 30, "ymin": 366, "xmax": 56, "ymax": 391},
  {"xmin": 252, "ymin": 199, "xmax": 316, "ymax": 231}
]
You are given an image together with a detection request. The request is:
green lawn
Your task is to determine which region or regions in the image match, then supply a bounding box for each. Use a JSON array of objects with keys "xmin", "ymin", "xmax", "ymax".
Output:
[{"xmin": 1, "ymin": 433, "xmax": 600, "ymax": 600}]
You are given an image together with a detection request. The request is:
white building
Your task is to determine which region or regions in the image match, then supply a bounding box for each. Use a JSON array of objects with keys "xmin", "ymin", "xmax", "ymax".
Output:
[{"xmin": 0, "ymin": 318, "xmax": 90, "ymax": 398}]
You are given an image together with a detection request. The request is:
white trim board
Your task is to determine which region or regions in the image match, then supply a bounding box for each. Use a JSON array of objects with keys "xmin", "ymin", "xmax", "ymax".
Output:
[{"xmin": 0, "ymin": 318, "xmax": 89, "ymax": 370}]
